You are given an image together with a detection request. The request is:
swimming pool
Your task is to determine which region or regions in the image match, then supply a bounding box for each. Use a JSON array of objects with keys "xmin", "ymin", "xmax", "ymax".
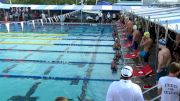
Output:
[{"xmin": 0, "ymin": 24, "xmax": 121, "ymax": 101}]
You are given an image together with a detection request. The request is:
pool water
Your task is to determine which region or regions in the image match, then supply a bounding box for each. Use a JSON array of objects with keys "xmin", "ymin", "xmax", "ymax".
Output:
[{"xmin": 0, "ymin": 24, "xmax": 121, "ymax": 101}]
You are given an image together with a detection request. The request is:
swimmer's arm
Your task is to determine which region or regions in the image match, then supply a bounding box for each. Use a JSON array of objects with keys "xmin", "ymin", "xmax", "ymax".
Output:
[
  {"xmin": 158, "ymin": 52, "xmax": 163, "ymax": 72},
  {"xmin": 140, "ymin": 38, "xmax": 145, "ymax": 46}
]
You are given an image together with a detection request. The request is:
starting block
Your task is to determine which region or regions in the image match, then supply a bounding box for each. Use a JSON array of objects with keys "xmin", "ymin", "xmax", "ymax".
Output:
[
  {"xmin": 133, "ymin": 64, "xmax": 154, "ymax": 77},
  {"xmin": 122, "ymin": 42, "xmax": 131, "ymax": 48},
  {"xmin": 120, "ymin": 36, "xmax": 127, "ymax": 41},
  {"xmin": 123, "ymin": 50, "xmax": 139, "ymax": 57}
]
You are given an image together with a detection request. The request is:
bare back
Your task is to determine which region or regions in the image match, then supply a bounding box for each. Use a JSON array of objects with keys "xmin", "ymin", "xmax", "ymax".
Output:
[
  {"xmin": 158, "ymin": 48, "xmax": 171, "ymax": 68},
  {"xmin": 127, "ymin": 21, "xmax": 133, "ymax": 34}
]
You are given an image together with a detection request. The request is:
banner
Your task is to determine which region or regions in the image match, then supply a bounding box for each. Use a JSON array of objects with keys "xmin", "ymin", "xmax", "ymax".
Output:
[{"xmin": 48, "ymin": 18, "xmax": 51, "ymax": 23}]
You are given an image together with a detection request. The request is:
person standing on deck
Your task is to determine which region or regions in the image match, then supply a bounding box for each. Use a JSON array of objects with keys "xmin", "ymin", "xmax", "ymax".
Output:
[
  {"xmin": 131, "ymin": 25, "xmax": 141, "ymax": 51},
  {"xmin": 156, "ymin": 39, "xmax": 172, "ymax": 81},
  {"xmin": 106, "ymin": 66, "xmax": 144, "ymax": 101},
  {"xmin": 157, "ymin": 62, "xmax": 180, "ymax": 101},
  {"xmin": 127, "ymin": 18, "xmax": 133, "ymax": 42},
  {"xmin": 138, "ymin": 32, "xmax": 153, "ymax": 65}
]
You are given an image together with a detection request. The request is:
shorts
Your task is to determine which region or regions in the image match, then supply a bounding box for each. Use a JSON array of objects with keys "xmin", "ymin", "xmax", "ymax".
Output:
[
  {"xmin": 132, "ymin": 41, "xmax": 138, "ymax": 50},
  {"xmin": 156, "ymin": 67, "xmax": 168, "ymax": 81},
  {"xmin": 127, "ymin": 34, "xmax": 133, "ymax": 42},
  {"xmin": 139, "ymin": 51, "xmax": 150, "ymax": 62}
]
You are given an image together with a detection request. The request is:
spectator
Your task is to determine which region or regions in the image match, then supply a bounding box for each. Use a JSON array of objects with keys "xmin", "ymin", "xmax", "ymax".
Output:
[
  {"xmin": 106, "ymin": 66, "xmax": 144, "ymax": 101},
  {"xmin": 107, "ymin": 12, "xmax": 111, "ymax": 23},
  {"xmin": 55, "ymin": 96, "xmax": 68, "ymax": 101},
  {"xmin": 157, "ymin": 39, "xmax": 172, "ymax": 81},
  {"xmin": 158, "ymin": 62, "xmax": 180, "ymax": 101}
]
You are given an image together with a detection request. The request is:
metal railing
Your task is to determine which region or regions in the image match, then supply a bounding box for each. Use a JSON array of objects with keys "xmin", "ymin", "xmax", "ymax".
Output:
[{"xmin": 143, "ymin": 85, "xmax": 161, "ymax": 101}]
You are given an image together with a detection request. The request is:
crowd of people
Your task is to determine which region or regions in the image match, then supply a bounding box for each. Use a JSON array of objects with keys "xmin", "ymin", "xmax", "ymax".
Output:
[{"xmin": 107, "ymin": 13, "xmax": 180, "ymax": 101}]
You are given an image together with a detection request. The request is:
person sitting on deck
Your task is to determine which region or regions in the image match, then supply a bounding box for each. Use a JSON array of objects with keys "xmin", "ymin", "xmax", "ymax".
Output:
[
  {"xmin": 131, "ymin": 25, "xmax": 141, "ymax": 51},
  {"xmin": 114, "ymin": 51, "xmax": 121, "ymax": 62},
  {"xmin": 113, "ymin": 39, "xmax": 121, "ymax": 50},
  {"xmin": 112, "ymin": 30, "xmax": 118, "ymax": 40},
  {"xmin": 111, "ymin": 59, "xmax": 118, "ymax": 73},
  {"xmin": 55, "ymin": 97, "xmax": 68, "ymax": 101},
  {"xmin": 156, "ymin": 39, "xmax": 172, "ymax": 81},
  {"xmin": 138, "ymin": 32, "xmax": 153, "ymax": 65}
]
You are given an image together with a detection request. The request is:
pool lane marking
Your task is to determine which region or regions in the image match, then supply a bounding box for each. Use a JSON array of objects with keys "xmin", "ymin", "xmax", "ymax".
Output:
[
  {"xmin": 78, "ymin": 31, "xmax": 101, "ymax": 100},
  {"xmin": 2, "ymin": 64, "xmax": 18, "ymax": 73},
  {"xmin": 43, "ymin": 66, "xmax": 54, "ymax": 75},
  {"xmin": 0, "ymin": 42, "xmax": 112, "ymax": 47},
  {"xmin": 0, "ymin": 36, "xmax": 63, "ymax": 40},
  {"xmin": 8, "ymin": 81, "xmax": 41, "ymax": 100},
  {"xmin": 0, "ymin": 59, "xmax": 111, "ymax": 65},
  {"xmin": 0, "ymin": 74, "xmax": 118, "ymax": 82}
]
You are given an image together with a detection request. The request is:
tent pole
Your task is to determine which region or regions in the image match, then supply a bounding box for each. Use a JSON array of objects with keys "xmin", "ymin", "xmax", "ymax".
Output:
[
  {"xmin": 165, "ymin": 20, "xmax": 168, "ymax": 40},
  {"xmin": 81, "ymin": 10, "xmax": 82, "ymax": 23},
  {"xmin": 155, "ymin": 19, "xmax": 160, "ymax": 72}
]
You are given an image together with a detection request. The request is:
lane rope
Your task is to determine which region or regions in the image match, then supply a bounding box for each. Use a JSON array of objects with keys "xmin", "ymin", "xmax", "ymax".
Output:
[
  {"xmin": 0, "ymin": 74, "xmax": 119, "ymax": 82},
  {"xmin": 0, "ymin": 42, "xmax": 112, "ymax": 47},
  {"xmin": 0, "ymin": 59, "xmax": 111, "ymax": 65},
  {"xmin": 0, "ymin": 49, "xmax": 115, "ymax": 54}
]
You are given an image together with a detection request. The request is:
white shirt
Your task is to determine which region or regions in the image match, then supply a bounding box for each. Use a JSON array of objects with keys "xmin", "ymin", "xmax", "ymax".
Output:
[
  {"xmin": 41, "ymin": 13, "xmax": 46, "ymax": 19},
  {"xmin": 113, "ymin": 14, "xmax": 116, "ymax": 18},
  {"xmin": 99, "ymin": 12, "xmax": 102, "ymax": 17},
  {"xmin": 158, "ymin": 76, "xmax": 180, "ymax": 101},
  {"xmin": 106, "ymin": 79, "xmax": 144, "ymax": 101}
]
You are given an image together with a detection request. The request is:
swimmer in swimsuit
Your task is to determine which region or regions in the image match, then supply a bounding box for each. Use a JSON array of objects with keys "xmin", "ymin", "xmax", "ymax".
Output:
[{"xmin": 138, "ymin": 32, "xmax": 153, "ymax": 65}]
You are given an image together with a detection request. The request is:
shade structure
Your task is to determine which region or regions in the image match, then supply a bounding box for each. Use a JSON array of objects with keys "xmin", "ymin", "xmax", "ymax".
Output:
[{"xmin": 132, "ymin": 7, "xmax": 180, "ymax": 33}]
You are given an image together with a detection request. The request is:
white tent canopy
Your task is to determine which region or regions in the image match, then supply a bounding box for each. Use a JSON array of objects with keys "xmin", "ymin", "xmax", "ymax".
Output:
[{"xmin": 132, "ymin": 7, "xmax": 180, "ymax": 33}]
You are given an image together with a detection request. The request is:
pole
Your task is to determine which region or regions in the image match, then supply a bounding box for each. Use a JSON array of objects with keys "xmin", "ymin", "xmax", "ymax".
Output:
[
  {"xmin": 155, "ymin": 19, "xmax": 160, "ymax": 72},
  {"xmin": 9, "ymin": 0, "xmax": 12, "ymax": 4},
  {"xmin": 96, "ymin": 0, "xmax": 98, "ymax": 5},
  {"xmin": 81, "ymin": 10, "xmax": 82, "ymax": 23},
  {"xmin": 165, "ymin": 20, "xmax": 168, "ymax": 40}
]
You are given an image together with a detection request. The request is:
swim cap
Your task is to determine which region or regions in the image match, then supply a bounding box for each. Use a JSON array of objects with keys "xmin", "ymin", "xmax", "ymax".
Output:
[
  {"xmin": 133, "ymin": 25, "xmax": 137, "ymax": 30},
  {"xmin": 159, "ymin": 39, "xmax": 167, "ymax": 46},
  {"xmin": 144, "ymin": 32, "xmax": 150, "ymax": 38}
]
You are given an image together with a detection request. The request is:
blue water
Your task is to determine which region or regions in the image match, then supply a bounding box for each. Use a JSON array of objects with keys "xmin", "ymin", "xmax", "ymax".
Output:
[{"xmin": 0, "ymin": 24, "xmax": 121, "ymax": 101}]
